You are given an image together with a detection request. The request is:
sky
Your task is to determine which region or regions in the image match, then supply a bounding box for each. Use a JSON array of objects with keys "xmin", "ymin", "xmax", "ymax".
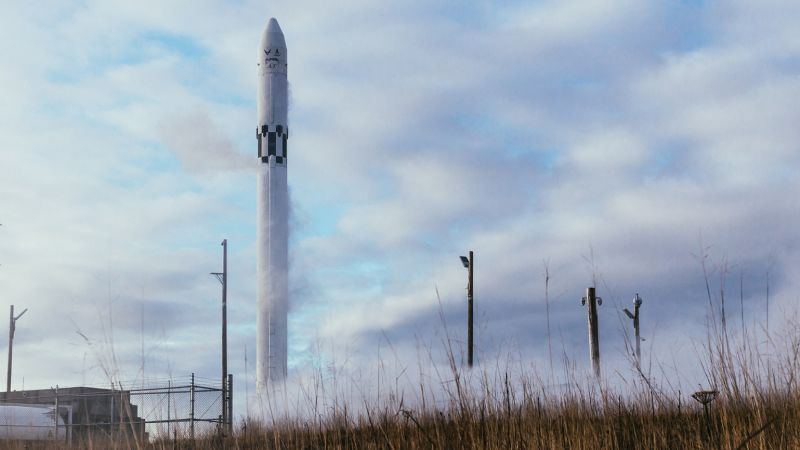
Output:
[{"xmin": 1, "ymin": 0, "xmax": 799, "ymax": 420}]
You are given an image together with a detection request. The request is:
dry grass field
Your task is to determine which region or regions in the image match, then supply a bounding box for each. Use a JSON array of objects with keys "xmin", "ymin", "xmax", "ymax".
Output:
[{"xmin": 3, "ymin": 289, "xmax": 799, "ymax": 449}]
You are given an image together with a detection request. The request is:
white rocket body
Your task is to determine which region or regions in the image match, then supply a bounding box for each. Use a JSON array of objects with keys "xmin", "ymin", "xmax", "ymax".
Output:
[{"xmin": 256, "ymin": 17, "xmax": 289, "ymax": 389}]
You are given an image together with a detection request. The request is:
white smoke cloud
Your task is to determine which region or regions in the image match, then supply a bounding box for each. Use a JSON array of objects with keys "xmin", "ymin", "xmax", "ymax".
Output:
[{"xmin": 158, "ymin": 110, "xmax": 254, "ymax": 173}]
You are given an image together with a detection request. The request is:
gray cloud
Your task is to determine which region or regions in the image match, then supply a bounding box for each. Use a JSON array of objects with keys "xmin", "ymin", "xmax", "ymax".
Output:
[{"xmin": 284, "ymin": 0, "xmax": 800, "ymax": 386}]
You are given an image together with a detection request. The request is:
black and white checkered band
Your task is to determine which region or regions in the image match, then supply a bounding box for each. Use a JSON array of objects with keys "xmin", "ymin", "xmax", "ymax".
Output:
[{"xmin": 256, "ymin": 124, "xmax": 289, "ymax": 165}]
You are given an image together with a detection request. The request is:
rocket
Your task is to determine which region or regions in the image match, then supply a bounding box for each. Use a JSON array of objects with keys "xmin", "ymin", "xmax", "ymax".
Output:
[{"xmin": 256, "ymin": 17, "xmax": 289, "ymax": 388}]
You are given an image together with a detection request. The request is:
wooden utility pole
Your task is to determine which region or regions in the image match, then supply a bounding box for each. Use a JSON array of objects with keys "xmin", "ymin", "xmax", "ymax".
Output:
[
  {"xmin": 6, "ymin": 305, "xmax": 27, "ymax": 393},
  {"xmin": 460, "ymin": 251, "xmax": 474, "ymax": 367},
  {"xmin": 581, "ymin": 287, "xmax": 601, "ymax": 378},
  {"xmin": 211, "ymin": 240, "xmax": 228, "ymax": 433},
  {"xmin": 624, "ymin": 293, "xmax": 643, "ymax": 367}
]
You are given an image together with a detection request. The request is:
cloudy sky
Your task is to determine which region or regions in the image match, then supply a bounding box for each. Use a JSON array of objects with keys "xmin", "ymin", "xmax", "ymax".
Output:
[{"xmin": 1, "ymin": 0, "xmax": 799, "ymax": 415}]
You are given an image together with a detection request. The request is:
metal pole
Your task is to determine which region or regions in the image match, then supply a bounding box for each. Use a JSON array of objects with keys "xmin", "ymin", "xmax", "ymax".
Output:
[
  {"xmin": 190, "ymin": 373, "xmax": 195, "ymax": 441},
  {"xmin": 582, "ymin": 287, "xmax": 601, "ymax": 378},
  {"xmin": 167, "ymin": 380, "xmax": 171, "ymax": 438},
  {"xmin": 6, "ymin": 305, "xmax": 26, "ymax": 393},
  {"xmin": 624, "ymin": 293, "xmax": 643, "ymax": 368},
  {"xmin": 6, "ymin": 305, "xmax": 13, "ymax": 393},
  {"xmin": 244, "ymin": 345, "xmax": 249, "ymax": 416},
  {"xmin": 67, "ymin": 404, "xmax": 73, "ymax": 446},
  {"xmin": 212, "ymin": 239, "xmax": 229, "ymax": 432},
  {"xmin": 634, "ymin": 295, "xmax": 641, "ymax": 364},
  {"xmin": 468, "ymin": 251, "xmax": 474, "ymax": 367},
  {"xmin": 117, "ymin": 385, "xmax": 123, "ymax": 438},
  {"xmin": 110, "ymin": 390, "xmax": 115, "ymax": 441},
  {"xmin": 221, "ymin": 239, "xmax": 228, "ymax": 432},
  {"xmin": 227, "ymin": 374, "xmax": 233, "ymax": 434},
  {"xmin": 54, "ymin": 385, "xmax": 59, "ymax": 440}
]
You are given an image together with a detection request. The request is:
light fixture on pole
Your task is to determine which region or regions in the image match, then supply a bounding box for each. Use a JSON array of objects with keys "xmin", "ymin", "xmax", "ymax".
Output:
[{"xmin": 623, "ymin": 293, "xmax": 643, "ymax": 368}]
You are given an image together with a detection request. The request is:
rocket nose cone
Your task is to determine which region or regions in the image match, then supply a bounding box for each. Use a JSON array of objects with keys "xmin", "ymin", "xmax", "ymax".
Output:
[
  {"xmin": 258, "ymin": 17, "xmax": 287, "ymax": 72},
  {"xmin": 261, "ymin": 17, "xmax": 286, "ymax": 48},
  {"xmin": 267, "ymin": 18, "xmax": 283, "ymax": 35}
]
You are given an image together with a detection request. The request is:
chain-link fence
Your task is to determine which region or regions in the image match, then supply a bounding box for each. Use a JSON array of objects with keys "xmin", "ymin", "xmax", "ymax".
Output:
[{"xmin": 0, "ymin": 374, "xmax": 232, "ymax": 445}]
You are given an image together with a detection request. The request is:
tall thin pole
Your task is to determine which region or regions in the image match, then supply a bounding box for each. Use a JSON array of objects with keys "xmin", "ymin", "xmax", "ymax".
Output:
[
  {"xmin": 468, "ymin": 251, "xmax": 474, "ymax": 368},
  {"xmin": 582, "ymin": 287, "xmax": 601, "ymax": 378},
  {"xmin": 190, "ymin": 373, "xmax": 195, "ymax": 442},
  {"xmin": 244, "ymin": 345, "xmax": 249, "ymax": 415},
  {"xmin": 6, "ymin": 305, "xmax": 27, "ymax": 393},
  {"xmin": 7, "ymin": 305, "xmax": 13, "ymax": 393},
  {"xmin": 221, "ymin": 239, "xmax": 228, "ymax": 432},
  {"xmin": 54, "ymin": 385, "xmax": 59, "ymax": 439},
  {"xmin": 624, "ymin": 294, "xmax": 643, "ymax": 368},
  {"xmin": 167, "ymin": 380, "xmax": 171, "ymax": 438},
  {"xmin": 211, "ymin": 240, "xmax": 228, "ymax": 433},
  {"xmin": 110, "ymin": 389, "xmax": 115, "ymax": 441},
  {"xmin": 634, "ymin": 295, "xmax": 641, "ymax": 365}
]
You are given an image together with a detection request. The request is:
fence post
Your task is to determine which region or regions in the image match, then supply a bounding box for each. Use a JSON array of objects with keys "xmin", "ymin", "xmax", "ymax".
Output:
[
  {"xmin": 118, "ymin": 386, "xmax": 123, "ymax": 443},
  {"xmin": 228, "ymin": 374, "xmax": 233, "ymax": 434},
  {"xmin": 110, "ymin": 387, "xmax": 115, "ymax": 442},
  {"xmin": 67, "ymin": 404, "xmax": 73, "ymax": 447},
  {"xmin": 167, "ymin": 379, "xmax": 171, "ymax": 439},
  {"xmin": 54, "ymin": 385, "xmax": 59, "ymax": 441},
  {"xmin": 190, "ymin": 373, "xmax": 195, "ymax": 442}
]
